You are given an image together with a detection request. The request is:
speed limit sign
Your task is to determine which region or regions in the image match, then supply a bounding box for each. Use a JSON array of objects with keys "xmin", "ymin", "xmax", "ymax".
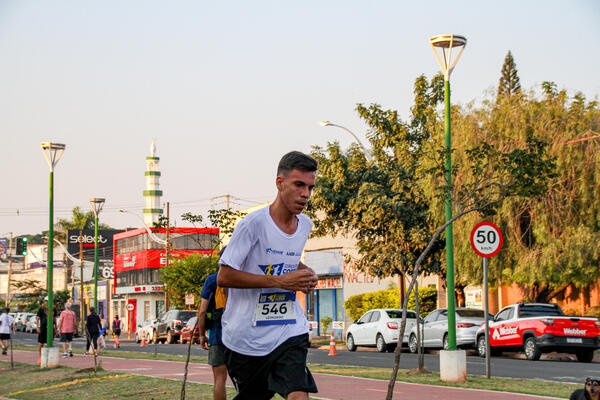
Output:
[{"xmin": 470, "ymin": 221, "xmax": 503, "ymax": 258}]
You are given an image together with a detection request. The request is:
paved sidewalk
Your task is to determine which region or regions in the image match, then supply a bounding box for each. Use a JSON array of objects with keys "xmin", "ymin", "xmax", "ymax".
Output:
[{"xmin": 5, "ymin": 350, "xmax": 563, "ymax": 400}]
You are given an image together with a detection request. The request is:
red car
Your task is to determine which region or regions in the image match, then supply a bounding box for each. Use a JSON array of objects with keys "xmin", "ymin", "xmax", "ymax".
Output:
[
  {"xmin": 179, "ymin": 316, "xmax": 200, "ymax": 344},
  {"xmin": 476, "ymin": 302, "xmax": 600, "ymax": 362}
]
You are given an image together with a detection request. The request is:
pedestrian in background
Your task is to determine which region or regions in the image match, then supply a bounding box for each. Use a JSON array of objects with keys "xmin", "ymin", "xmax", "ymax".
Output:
[
  {"xmin": 85, "ymin": 307, "xmax": 102, "ymax": 356},
  {"xmin": 36, "ymin": 297, "xmax": 49, "ymax": 364},
  {"xmin": 58, "ymin": 303, "xmax": 76, "ymax": 358},
  {"xmin": 112, "ymin": 315, "xmax": 122, "ymax": 349},
  {"xmin": 0, "ymin": 308, "xmax": 14, "ymax": 356}
]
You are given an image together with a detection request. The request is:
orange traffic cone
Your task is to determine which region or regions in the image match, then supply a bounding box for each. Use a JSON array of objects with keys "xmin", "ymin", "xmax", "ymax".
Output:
[
  {"xmin": 140, "ymin": 336, "xmax": 147, "ymax": 347},
  {"xmin": 328, "ymin": 331, "xmax": 337, "ymax": 356}
]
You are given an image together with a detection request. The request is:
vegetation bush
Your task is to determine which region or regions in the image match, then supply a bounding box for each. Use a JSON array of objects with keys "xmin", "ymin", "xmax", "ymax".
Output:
[{"xmin": 344, "ymin": 287, "xmax": 437, "ymax": 321}]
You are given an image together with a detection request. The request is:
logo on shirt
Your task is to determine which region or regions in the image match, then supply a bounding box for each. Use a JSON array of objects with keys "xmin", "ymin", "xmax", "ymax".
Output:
[
  {"xmin": 258, "ymin": 263, "xmax": 296, "ymax": 276},
  {"xmin": 265, "ymin": 248, "xmax": 284, "ymax": 255}
]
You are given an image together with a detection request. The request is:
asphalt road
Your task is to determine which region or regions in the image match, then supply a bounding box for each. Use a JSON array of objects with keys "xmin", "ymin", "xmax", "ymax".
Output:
[{"xmin": 12, "ymin": 331, "xmax": 597, "ymax": 384}]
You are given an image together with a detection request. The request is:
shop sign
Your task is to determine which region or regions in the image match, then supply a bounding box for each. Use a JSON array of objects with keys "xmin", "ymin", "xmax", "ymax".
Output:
[
  {"xmin": 185, "ymin": 293, "xmax": 195, "ymax": 305},
  {"xmin": 315, "ymin": 276, "xmax": 343, "ymax": 289},
  {"xmin": 115, "ymin": 284, "xmax": 164, "ymax": 295},
  {"xmin": 332, "ymin": 321, "xmax": 344, "ymax": 330}
]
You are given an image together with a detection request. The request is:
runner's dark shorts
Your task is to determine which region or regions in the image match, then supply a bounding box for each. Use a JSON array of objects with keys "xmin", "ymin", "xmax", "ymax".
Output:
[
  {"xmin": 208, "ymin": 343, "xmax": 226, "ymax": 366},
  {"xmin": 0, "ymin": 334, "xmax": 10, "ymax": 340},
  {"xmin": 60, "ymin": 332, "xmax": 73, "ymax": 342},
  {"xmin": 113, "ymin": 329, "xmax": 121, "ymax": 336},
  {"xmin": 224, "ymin": 333, "xmax": 317, "ymax": 399}
]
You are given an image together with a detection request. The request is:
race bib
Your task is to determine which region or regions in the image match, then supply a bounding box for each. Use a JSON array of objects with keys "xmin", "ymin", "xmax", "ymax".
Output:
[{"xmin": 253, "ymin": 291, "xmax": 296, "ymax": 326}]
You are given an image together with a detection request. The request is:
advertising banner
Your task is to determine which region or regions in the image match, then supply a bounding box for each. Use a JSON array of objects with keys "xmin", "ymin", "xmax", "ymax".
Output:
[
  {"xmin": 304, "ymin": 248, "xmax": 344, "ymax": 276},
  {"xmin": 67, "ymin": 229, "xmax": 123, "ymax": 260},
  {"xmin": 114, "ymin": 249, "xmax": 213, "ymax": 273}
]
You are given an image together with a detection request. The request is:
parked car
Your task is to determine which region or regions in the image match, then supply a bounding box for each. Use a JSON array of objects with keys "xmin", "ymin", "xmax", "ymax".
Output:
[
  {"xmin": 25, "ymin": 317, "xmax": 38, "ymax": 333},
  {"xmin": 408, "ymin": 307, "xmax": 491, "ymax": 353},
  {"xmin": 14, "ymin": 313, "xmax": 35, "ymax": 332},
  {"xmin": 154, "ymin": 310, "xmax": 196, "ymax": 344},
  {"xmin": 475, "ymin": 302, "xmax": 600, "ymax": 362},
  {"xmin": 179, "ymin": 317, "xmax": 200, "ymax": 344},
  {"xmin": 346, "ymin": 309, "xmax": 420, "ymax": 353},
  {"xmin": 136, "ymin": 319, "xmax": 157, "ymax": 343}
]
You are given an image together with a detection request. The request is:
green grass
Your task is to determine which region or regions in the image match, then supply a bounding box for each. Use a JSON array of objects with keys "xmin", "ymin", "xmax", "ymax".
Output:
[
  {"xmin": 308, "ymin": 364, "xmax": 578, "ymax": 399},
  {"xmin": 9, "ymin": 344, "xmax": 582, "ymax": 399}
]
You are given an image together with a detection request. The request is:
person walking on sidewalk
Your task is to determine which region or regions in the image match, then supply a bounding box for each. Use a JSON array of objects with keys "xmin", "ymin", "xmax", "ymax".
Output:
[
  {"xmin": 218, "ymin": 151, "xmax": 319, "ymax": 400},
  {"xmin": 0, "ymin": 308, "xmax": 14, "ymax": 355},
  {"xmin": 36, "ymin": 298, "xmax": 49, "ymax": 363},
  {"xmin": 85, "ymin": 307, "xmax": 102, "ymax": 356},
  {"xmin": 112, "ymin": 316, "xmax": 122, "ymax": 348},
  {"xmin": 58, "ymin": 303, "xmax": 76, "ymax": 358},
  {"xmin": 199, "ymin": 270, "xmax": 228, "ymax": 400}
]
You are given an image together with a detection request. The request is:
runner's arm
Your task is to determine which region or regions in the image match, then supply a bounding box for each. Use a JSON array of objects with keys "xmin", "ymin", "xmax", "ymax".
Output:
[
  {"xmin": 218, "ymin": 264, "xmax": 317, "ymax": 292},
  {"xmin": 197, "ymin": 298, "xmax": 209, "ymax": 350}
]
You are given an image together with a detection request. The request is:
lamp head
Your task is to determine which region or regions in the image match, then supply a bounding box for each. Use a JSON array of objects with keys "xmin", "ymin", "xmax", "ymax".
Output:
[
  {"xmin": 429, "ymin": 34, "xmax": 467, "ymax": 49},
  {"xmin": 89, "ymin": 198, "xmax": 106, "ymax": 216},
  {"xmin": 40, "ymin": 142, "xmax": 66, "ymax": 170},
  {"xmin": 319, "ymin": 121, "xmax": 332, "ymax": 127},
  {"xmin": 429, "ymin": 34, "xmax": 467, "ymax": 81}
]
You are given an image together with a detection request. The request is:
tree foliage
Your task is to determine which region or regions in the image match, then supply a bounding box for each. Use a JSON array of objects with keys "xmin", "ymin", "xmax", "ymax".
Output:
[
  {"xmin": 55, "ymin": 206, "xmax": 113, "ymax": 242},
  {"xmin": 497, "ymin": 50, "xmax": 521, "ymax": 100},
  {"xmin": 452, "ymin": 84, "xmax": 600, "ymax": 301},
  {"xmin": 344, "ymin": 287, "xmax": 437, "ymax": 321},
  {"xmin": 161, "ymin": 254, "xmax": 219, "ymax": 309}
]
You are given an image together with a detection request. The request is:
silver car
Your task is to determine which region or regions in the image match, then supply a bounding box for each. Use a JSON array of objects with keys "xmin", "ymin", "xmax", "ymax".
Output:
[
  {"xmin": 346, "ymin": 308, "xmax": 420, "ymax": 353},
  {"xmin": 408, "ymin": 307, "xmax": 490, "ymax": 352}
]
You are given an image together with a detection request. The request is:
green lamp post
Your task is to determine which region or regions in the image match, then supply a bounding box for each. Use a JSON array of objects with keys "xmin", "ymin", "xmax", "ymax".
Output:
[
  {"xmin": 89, "ymin": 198, "xmax": 105, "ymax": 312},
  {"xmin": 40, "ymin": 142, "xmax": 66, "ymax": 348},
  {"xmin": 429, "ymin": 34, "xmax": 467, "ymax": 351}
]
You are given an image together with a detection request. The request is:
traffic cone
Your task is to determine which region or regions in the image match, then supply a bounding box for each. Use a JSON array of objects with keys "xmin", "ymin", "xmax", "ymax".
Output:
[
  {"xmin": 328, "ymin": 331, "xmax": 338, "ymax": 356},
  {"xmin": 140, "ymin": 336, "xmax": 147, "ymax": 347}
]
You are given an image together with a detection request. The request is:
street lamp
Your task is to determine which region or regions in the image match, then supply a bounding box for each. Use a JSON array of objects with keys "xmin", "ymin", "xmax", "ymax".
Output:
[
  {"xmin": 319, "ymin": 121, "xmax": 373, "ymax": 162},
  {"xmin": 89, "ymin": 198, "xmax": 105, "ymax": 312},
  {"xmin": 40, "ymin": 142, "xmax": 66, "ymax": 350},
  {"xmin": 430, "ymin": 34, "xmax": 466, "ymax": 381}
]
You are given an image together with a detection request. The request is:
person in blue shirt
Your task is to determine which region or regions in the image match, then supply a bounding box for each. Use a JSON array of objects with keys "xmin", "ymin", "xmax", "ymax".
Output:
[{"xmin": 199, "ymin": 272, "xmax": 227, "ymax": 400}]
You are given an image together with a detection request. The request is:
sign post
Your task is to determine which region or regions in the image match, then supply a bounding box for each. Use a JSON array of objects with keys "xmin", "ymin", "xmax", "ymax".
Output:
[{"xmin": 470, "ymin": 221, "xmax": 503, "ymax": 379}]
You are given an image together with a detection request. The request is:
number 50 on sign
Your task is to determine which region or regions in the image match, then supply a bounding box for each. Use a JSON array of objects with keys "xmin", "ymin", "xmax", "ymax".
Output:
[{"xmin": 470, "ymin": 221, "xmax": 503, "ymax": 258}]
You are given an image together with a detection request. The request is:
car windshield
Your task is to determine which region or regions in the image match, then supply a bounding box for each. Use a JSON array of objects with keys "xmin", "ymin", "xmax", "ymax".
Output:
[
  {"xmin": 386, "ymin": 310, "xmax": 416, "ymax": 319},
  {"xmin": 456, "ymin": 309, "xmax": 485, "ymax": 318},
  {"xmin": 177, "ymin": 311, "xmax": 196, "ymax": 322},
  {"xmin": 186, "ymin": 317, "xmax": 197, "ymax": 327},
  {"xmin": 518, "ymin": 305, "xmax": 564, "ymax": 317}
]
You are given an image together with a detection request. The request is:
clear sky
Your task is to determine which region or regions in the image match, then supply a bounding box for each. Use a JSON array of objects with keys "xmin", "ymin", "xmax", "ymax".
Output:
[{"xmin": 1, "ymin": 1, "xmax": 599, "ymax": 236}]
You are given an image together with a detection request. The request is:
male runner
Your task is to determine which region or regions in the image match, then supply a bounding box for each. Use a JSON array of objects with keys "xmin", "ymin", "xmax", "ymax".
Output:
[{"xmin": 218, "ymin": 151, "xmax": 319, "ymax": 400}]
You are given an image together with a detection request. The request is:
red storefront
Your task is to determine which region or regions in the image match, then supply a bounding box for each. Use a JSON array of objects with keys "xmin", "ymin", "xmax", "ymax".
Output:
[{"xmin": 113, "ymin": 227, "xmax": 219, "ymax": 333}]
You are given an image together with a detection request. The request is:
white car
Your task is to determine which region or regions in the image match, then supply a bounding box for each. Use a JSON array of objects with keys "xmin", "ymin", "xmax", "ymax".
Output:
[{"xmin": 346, "ymin": 309, "xmax": 420, "ymax": 352}]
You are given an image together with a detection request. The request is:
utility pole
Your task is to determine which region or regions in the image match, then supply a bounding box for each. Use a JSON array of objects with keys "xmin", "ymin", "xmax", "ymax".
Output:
[
  {"xmin": 79, "ymin": 230, "xmax": 85, "ymax": 336},
  {"xmin": 164, "ymin": 202, "xmax": 170, "ymax": 311},
  {"xmin": 6, "ymin": 233, "xmax": 13, "ymax": 307}
]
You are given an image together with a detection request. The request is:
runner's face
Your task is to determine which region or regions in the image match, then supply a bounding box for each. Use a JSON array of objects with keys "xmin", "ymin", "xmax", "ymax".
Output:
[{"xmin": 277, "ymin": 168, "xmax": 316, "ymax": 215}]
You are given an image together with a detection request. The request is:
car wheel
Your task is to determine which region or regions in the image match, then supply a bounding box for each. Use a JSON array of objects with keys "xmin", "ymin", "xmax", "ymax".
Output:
[
  {"xmin": 135, "ymin": 333, "xmax": 140, "ymax": 344},
  {"xmin": 443, "ymin": 334, "xmax": 449, "ymax": 351},
  {"xmin": 576, "ymin": 350, "xmax": 594, "ymax": 363},
  {"xmin": 524, "ymin": 337, "xmax": 541, "ymax": 361},
  {"xmin": 152, "ymin": 330, "xmax": 158, "ymax": 344},
  {"xmin": 408, "ymin": 334, "xmax": 418, "ymax": 354},
  {"xmin": 477, "ymin": 335, "xmax": 486, "ymax": 357},
  {"xmin": 376, "ymin": 334, "xmax": 387, "ymax": 353},
  {"xmin": 167, "ymin": 330, "xmax": 174, "ymax": 344},
  {"xmin": 346, "ymin": 334, "xmax": 357, "ymax": 352}
]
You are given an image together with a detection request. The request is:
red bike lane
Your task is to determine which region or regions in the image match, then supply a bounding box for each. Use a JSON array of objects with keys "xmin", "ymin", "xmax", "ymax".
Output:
[{"xmin": 6, "ymin": 350, "xmax": 563, "ymax": 400}]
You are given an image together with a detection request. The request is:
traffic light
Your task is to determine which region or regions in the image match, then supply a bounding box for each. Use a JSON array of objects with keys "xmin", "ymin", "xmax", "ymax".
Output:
[{"xmin": 16, "ymin": 237, "xmax": 27, "ymax": 256}]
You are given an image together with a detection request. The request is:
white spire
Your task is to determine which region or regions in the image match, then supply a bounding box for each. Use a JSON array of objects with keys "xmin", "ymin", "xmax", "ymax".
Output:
[{"xmin": 150, "ymin": 138, "xmax": 157, "ymax": 157}]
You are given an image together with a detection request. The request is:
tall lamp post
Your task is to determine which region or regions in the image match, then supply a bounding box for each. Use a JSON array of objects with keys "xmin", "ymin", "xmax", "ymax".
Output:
[
  {"xmin": 89, "ymin": 198, "xmax": 105, "ymax": 312},
  {"xmin": 429, "ymin": 33, "xmax": 466, "ymax": 352},
  {"xmin": 429, "ymin": 34, "xmax": 467, "ymax": 382},
  {"xmin": 40, "ymin": 142, "xmax": 66, "ymax": 349},
  {"xmin": 319, "ymin": 121, "xmax": 373, "ymax": 162}
]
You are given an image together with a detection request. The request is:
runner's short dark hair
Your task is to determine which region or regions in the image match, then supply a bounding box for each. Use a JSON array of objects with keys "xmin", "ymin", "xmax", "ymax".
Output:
[{"xmin": 277, "ymin": 151, "xmax": 317, "ymax": 177}]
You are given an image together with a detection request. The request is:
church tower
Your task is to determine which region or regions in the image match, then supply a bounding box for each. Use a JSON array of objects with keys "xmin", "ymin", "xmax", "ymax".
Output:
[{"xmin": 143, "ymin": 139, "xmax": 163, "ymax": 226}]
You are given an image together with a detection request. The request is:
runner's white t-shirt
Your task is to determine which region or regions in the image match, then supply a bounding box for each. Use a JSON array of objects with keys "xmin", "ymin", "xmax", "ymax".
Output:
[
  {"xmin": 0, "ymin": 313, "xmax": 14, "ymax": 334},
  {"xmin": 219, "ymin": 206, "xmax": 312, "ymax": 356}
]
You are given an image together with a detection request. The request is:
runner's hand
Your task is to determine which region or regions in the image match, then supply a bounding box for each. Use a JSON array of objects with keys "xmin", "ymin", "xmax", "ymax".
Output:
[
  {"xmin": 274, "ymin": 269, "xmax": 317, "ymax": 293},
  {"xmin": 199, "ymin": 334, "xmax": 209, "ymax": 350}
]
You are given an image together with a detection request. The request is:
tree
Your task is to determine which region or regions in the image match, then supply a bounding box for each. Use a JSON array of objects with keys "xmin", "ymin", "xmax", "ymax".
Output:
[
  {"xmin": 497, "ymin": 50, "xmax": 521, "ymax": 100},
  {"xmin": 56, "ymin": 206, "xmax": 113, "ymax": 242},
  {"xmin": 161, "ymin": 254, "xmax": 218, "ymax": 309}
]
